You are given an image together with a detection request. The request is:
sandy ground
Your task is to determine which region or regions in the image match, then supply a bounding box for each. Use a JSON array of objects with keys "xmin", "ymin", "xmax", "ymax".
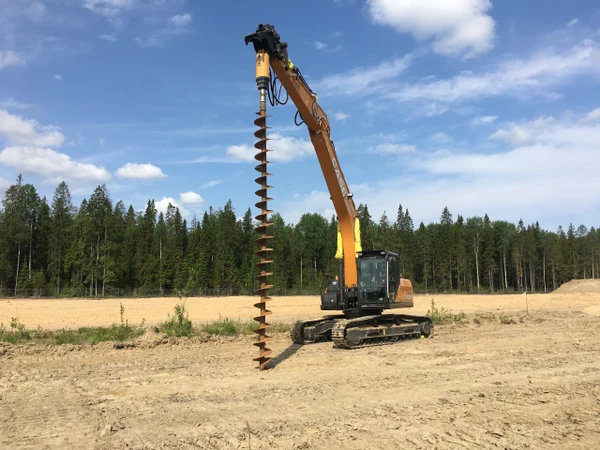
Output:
[
  {"xmin": 2, "ymin": 287, "xmax": 600, "ymax": 331},
  {"xmin": 1, "ymin": 280, "xmax": 600, "ymax": 449}
]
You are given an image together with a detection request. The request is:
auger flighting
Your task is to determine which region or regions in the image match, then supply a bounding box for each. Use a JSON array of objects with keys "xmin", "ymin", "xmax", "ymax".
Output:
[{"xmin": 252, "ymin": 48, "xmax": 274, "ymax": 370}]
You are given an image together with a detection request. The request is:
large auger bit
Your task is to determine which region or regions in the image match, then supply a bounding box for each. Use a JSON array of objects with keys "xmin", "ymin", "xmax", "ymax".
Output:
[{"xmin": 253, "ymin": 109, "xmax": 274, "ymax": 370}]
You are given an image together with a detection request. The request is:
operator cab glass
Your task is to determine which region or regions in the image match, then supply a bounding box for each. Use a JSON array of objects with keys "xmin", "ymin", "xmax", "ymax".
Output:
[
  {"xmin": 359, "ymin": 254, "xmax": 387, "ymax": 302},
  {"xmin": 358, "ymin": 251, "xmax": 401, "ymax": 304}
]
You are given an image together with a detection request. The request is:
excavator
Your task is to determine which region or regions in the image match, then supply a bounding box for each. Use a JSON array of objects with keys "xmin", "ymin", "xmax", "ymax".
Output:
[{"xmin": 244, "ymin": 24, "xmax": 433, "ymax": 370}]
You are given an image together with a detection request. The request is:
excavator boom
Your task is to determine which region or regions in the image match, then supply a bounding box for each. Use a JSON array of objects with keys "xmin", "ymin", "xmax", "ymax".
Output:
[{"xmin": 245, "ymin": 24, "xmax": 361, "ymax": 287}]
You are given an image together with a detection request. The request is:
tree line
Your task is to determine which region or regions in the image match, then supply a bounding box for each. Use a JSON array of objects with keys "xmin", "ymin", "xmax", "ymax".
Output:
[{"xmin": 0, "ymin": 176, "xmax": 598, "ymax": 297}]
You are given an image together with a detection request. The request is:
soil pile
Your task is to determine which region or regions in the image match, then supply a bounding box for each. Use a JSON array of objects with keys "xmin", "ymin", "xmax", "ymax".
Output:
[{"xmin": 555, "ymin": 279, "xmax": 600, "ymax": 294}]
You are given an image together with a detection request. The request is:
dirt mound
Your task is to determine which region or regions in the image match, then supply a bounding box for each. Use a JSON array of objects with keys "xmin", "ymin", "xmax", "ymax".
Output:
[{"xmin": 555, "ymin": 279, "xmax": 600, "ymax": 294}]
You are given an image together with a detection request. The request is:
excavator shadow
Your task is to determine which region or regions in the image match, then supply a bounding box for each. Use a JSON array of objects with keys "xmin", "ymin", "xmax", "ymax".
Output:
[{"xmin": 265, "ymin": 343, "xmax": 304, "ymax": 369}]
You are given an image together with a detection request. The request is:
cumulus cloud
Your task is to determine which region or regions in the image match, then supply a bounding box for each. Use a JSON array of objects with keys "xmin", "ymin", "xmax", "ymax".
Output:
[
  {"xmin": 0, "ymin": 109, "xmax": 64, "ymax": 147},
  {"xmin": 315, "ymin": 41, "xmax": 327, "ymax": 50},
  {"xmin": 154, "ymin": 197, "xmax": 190, "ymax": 218},
  {"xmin": 179, "ymin": 191, "xmax": 204, "ymax": 205},
  {"xmin": 584, "ymin": 108, "xmax": 600, "ymax": 122},
  {"xmin": 0, "ymin": 51, "xmax": 25, "ymax": 70},
  {"xmin": 0, "ymin": 147, "xmax": 111, "ymax": 184},
  {"xmin": 335, "ymin": 112, "xmax": 350, "ymax": 121},
  {"xmin": 53, "ymin": 74, "xmax": 63, "ymax": 81},
  {"xmin": 227, "ymin": 133, "xmax": 314, "ymax": 163},
  {"xmin": 115, "ymin": 163, "xmax": 167, "ymax": 179},
  {"xmin": 366, "ymin": 0, "xmax": 495, "ymax": 58}
]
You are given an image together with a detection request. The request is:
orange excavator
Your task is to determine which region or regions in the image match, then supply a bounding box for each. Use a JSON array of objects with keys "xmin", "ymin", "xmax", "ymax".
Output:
[{"xmin": 245, "ymin": 24, "xmax": 433, "ymax": 369}]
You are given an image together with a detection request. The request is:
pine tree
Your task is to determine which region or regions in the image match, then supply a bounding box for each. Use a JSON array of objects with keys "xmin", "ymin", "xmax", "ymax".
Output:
[{"xmin": 48, "ymin": 182, "xmax": 74, "ymax": 294}]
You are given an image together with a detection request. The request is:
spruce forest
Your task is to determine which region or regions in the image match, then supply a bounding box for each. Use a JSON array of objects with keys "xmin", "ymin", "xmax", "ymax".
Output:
[{"xmin": 1, "ymin": 176, "xmax": 599, "ymax": 297}]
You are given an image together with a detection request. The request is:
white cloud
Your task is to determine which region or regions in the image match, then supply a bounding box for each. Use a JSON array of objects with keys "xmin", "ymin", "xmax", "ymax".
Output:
[
  {"xmin": 0, "ymin": 51, "xmax": 25, "ymax": 70},
  {"xmin": 154, "ymin": 197, "xmax": 190, "ymax": 219},
  {"xmin": 383, "ymin": 40, "xmax": 600, "ymax": 114},
  {"xmin": 0, "ymin": 109, "xmax": 64, "ymax": 147},
  {"xmin": 0, "ymin": 147, "xmax": 111, "ymax": 184},
  {"xmin": 227, "ymin": 133, "xmax": 314, "ymax": 163},
  {"xmin": 179, "ymin": 191, "xmax": 204, "ymax": 205},
  {"xmin": 567, "ymin": 19, "xmax": 579, "ymax": 27},
  {"xmin": 83, "ymin": 0, "xmax": 136, "ymax": 17},
  {"xmin": 315, "ymin": 41, "xmax": 327, "ymax": 50},
  {"xmin": 316, "ymin": 53, "xmax": 413, "ymax": 96},
  {"xmin": 168, "ymin": 13, "xmax": 192, "ymax": 31},
  {"xmin": 99, "ymin": 137, "xmax": 106, "ymax": 145},
  {"xmin": 584, "ymin": 108, "xmax": 600, "ymax": 122},
  {"xmin": 0, "ymin": 99, "xmax": 33, "ymax": 110},
  {"xmin": 53, "ymin": 74, "xmax": 63, "ymax": 81},
  {"xmin": 278, "ymin": 109, "xmax": 600, "ymax": 229},
  {"xmin": 368, "ymin": 143, "xmax": 416, "ymax": 154},
  {"xmin": 201, "ymin": 179, "xmax": 222, "ymax": 188},
  {"xmin": 279, "ymin": 190, "xmax": 335, "ymax": 225},
  {"xmin": 115, "ymin": 162, "xmax": 167, "ymax": 180},
  {"xmin": 470, "ymin": 115, "xmax": 497, "ymax": 125},
  {"xmin": 100, "ymin": 32, "xmax": 118, "ymax": 42},
  {"xmin": 335, "ymin": 112, "xmax": 350, "ymax": 121},
  {"xmin": 490, "ymin": 113, "xmax": 600, "ymax": 148},
  {"xmin": 366, "ymin": 0, "xmax": 495, "ymax": 58},
  {"xmin": 135, "ymin": 12, "xmax": 193, "ymax": 47}
]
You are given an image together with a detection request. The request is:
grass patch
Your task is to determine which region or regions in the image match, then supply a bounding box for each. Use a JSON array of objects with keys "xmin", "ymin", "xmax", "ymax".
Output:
[
  {"xmin": 159, "ymin": 302, "xmax": 193, "ymax": 337},
  {"xmin": 0, "ymin": 323, "xmax": 144, "ymax": 346},
  {"xmin": 0, "ymin": 303, "xmax": 144, "ymax": 346},
  {"xmin": 199, "ymin": 317, "xmax": 291, "ymax": 336},
  {"xmin": 426, "ymin": 299, "xmax": 468, "ymax": 325}
]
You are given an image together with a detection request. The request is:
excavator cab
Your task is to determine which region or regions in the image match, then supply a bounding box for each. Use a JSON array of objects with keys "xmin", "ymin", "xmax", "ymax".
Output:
[{"xmin": 358, "ymin": 251, "xmax": 396, "ymax": 303}]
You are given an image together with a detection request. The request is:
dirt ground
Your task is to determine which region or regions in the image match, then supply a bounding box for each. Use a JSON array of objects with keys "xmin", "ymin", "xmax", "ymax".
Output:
[
  {"xmin": 2, "ymin": 285, "xmax": 600, "ymax": 330},
  {"xmin": 2, "ymin": 280, "xmax": 600, "ymax": 449}
]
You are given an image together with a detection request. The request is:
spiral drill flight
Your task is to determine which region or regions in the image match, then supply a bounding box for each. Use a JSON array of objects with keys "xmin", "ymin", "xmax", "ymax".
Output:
[
  {"xmin": 251, "ymin": 47, "xmax": 274, "ymax": 370},
  {"xmin": 245, "ymin": 24, "xmax": 434, "ymax": 370}
]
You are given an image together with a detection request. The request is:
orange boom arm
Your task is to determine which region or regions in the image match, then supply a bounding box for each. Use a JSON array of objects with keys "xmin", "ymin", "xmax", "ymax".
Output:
[{"xmin": 245, "ymin": 24, "xmax": 362, "ymax": 287}]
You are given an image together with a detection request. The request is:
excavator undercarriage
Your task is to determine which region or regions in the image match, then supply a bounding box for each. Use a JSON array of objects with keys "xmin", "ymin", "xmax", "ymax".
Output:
[{"xmin": 292, "ymin": 313, "xmax": 433, "ymax": 349}]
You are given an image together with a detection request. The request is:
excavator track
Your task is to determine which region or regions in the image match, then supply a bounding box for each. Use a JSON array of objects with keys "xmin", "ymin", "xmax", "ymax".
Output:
[
  {"xmin": 252, "ymin": 108, "xmax": 274, "ymax": 370},
  {"xmin": 331, "ymin": 314, "xmax": 434, "ymax": 349},
  {"xmin": 290, "ymin": 315, "xmax": 345, "ymax": 344}
]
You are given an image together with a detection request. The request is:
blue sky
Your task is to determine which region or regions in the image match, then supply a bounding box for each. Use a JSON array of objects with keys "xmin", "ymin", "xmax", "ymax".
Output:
[{"xmin": 0, "ymin": 0, "xmax": 599, "ymax": 231}]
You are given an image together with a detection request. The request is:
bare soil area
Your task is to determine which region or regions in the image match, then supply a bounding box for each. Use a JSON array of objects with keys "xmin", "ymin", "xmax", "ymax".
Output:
[
  {"xmin": 2, "ymin": 284, "xmax": 600, "ymax": 330},
  {"xmin": 2, "ymin": 283, "xmax": 600, "ymax": 449}
]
